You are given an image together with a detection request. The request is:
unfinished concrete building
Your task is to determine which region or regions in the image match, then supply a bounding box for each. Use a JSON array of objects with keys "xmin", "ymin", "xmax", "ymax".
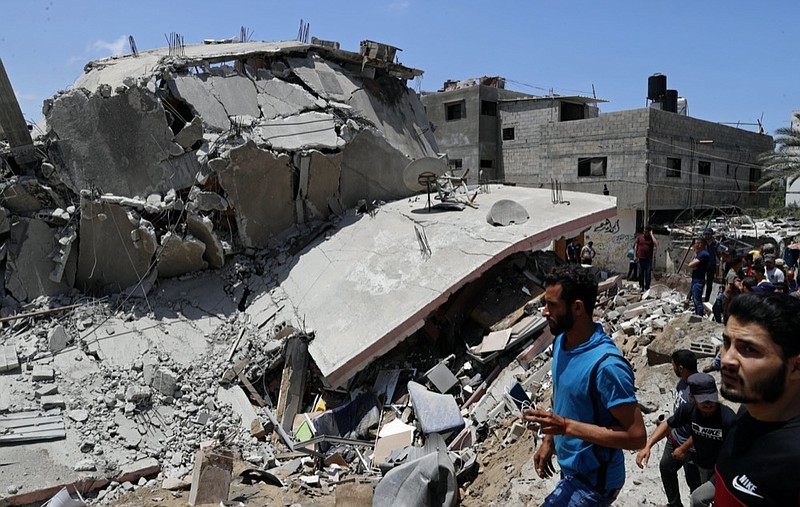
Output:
[
  {"xmin": 421, "ymin": 75, "xmax": 774, "ymax": 271},
  {"xmin": 0, "ymin": 39, "xmax": 443, "ymax": 306}
]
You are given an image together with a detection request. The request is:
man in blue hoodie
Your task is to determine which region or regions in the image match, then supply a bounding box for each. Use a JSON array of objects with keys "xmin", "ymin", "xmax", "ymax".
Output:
[{"xmin": 524, "ymin": 264, "xmax": 646, "ymax": 506}]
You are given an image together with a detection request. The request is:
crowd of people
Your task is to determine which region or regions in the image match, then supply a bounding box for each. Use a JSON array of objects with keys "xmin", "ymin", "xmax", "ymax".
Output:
[{"xmin": 522, "ymin": 263, "xmax": 800, "ymax": 507}]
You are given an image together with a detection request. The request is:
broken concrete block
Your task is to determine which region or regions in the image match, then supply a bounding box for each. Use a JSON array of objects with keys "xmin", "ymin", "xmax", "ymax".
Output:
[
  {"xmin": 156, "ymin": 232, "xmax": 208, "ymax": 279},
  {"xmin": 623, "ymin": 306, "xmax": 648, "ymax": 320},
  {"xmin": 162, "ymin": 477, "xmax": 191, "ymax": 491},
  {"xmin": 35, "ymin": 384, "xmax": 58, "ymax": 397},
  {"xmin": 186, "ymin": 213, "xmax": 225, "ymax": 269},
  {"xmin": 48, "ymin": 325, "xmax": 69, "ymax": 353},
  {"xmin": 168, "ymin": 75, "xmax": 231, "ymax": 129},
  {"xmin": 125, "ymin": 385, "xmax": 152, "ymax": 403},
  {"xmin": 188, "ymin": 447, "xmax": 233, "ymax": 506},
  {"xmin": 74, "ymin": 459, "xmax": 97, "ymax": 472},
  {"xmin": 31, "ymin": 365, "xmax": 55, "ymax": 381},
  {"xmin": 0, "ymin": 176, "xmax": 65, "ymax": 213},
  {"xmin": 41, "ymin": 395, "xmax": 66, "ymax": 409},
  {"xmin": 187, "ymin": 188, "xmax": 228, "ymax": 212},
  {"xmin": 0, "ymin": 345, "xmax": 19, "ymax": 373},
  {"xmin": 76, "ymin": 200, "xmax": 153, "ymax": 295},
  {"xmin": 5, "ymin": 218, "xmax": 77, "ymax": 302},
  {"xmin": 174, "ymin": 116, "xmax": 204, "ymax": 149},
  {"xmin": 144, "ymin": 364, "xmax": 179, "ymax": 397},
  {"xmin": 117, "ymin": 457, "xmax": 160, "ymax": 483}
]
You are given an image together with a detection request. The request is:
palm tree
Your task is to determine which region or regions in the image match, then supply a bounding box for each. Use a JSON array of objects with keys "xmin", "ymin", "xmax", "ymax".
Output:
[{"xmin": 759, "ymin": 111, "xmax": 800, "ymax": 189}]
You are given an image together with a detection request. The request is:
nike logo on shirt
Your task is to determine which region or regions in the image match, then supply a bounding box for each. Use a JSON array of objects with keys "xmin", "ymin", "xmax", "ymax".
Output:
[{"xmin": 732, "ymin": 474, "xmax": 764, "ymax": 499}]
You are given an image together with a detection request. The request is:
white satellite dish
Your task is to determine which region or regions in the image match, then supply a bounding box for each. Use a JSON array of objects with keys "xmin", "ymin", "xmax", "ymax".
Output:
[{"xmin": 403, "ymin": 156, "xmax": 449, "ymax": 193}]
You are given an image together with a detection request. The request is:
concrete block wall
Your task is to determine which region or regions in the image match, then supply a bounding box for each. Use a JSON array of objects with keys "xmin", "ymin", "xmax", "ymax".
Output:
[
  {"xmin": 501, "ymin": 107, "xmax": 650, "ymax": 209},
  {"xmin": 646, "ymin": 109, "xmax": 773, "ymax": 210},
  {"xmin": 499, "ymin": 106, "xmax": 772, "ymax": 211}
]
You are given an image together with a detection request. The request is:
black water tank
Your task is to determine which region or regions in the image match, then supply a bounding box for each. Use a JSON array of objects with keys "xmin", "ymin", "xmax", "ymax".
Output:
[
  {"xmin": 648, "ymin": 73, "xmax": 667, "ymax": 100},
  {"xmin": 664, "ymin": 89, "xmax": 678, "ymax": 113}
]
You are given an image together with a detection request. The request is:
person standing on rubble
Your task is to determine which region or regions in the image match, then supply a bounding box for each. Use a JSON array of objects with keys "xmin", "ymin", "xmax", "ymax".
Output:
[
  {"xmin": 523, "ymin": 264, "xmax": 646, "ymax": 506},
  {"xmin": 635, "ymin": 350, "xmax": 702, "ymax": 507},
  {"xmin": 635, "ymin": 225, "xmax": 658, "ymax": 291},
  {"xmin": 714, "ymin": 292, "xmax": 800, "ymax": 505},
  {"xmin": 688, "ymin": 238, "xmax": 710, "ymax": 316},
  {"xmin": 581, "ymin": 241, "xmax": 597, "ymax": 265},
  {"xmin": 702, "ymin": 228, "xmax": 720, "ymax": 302}
]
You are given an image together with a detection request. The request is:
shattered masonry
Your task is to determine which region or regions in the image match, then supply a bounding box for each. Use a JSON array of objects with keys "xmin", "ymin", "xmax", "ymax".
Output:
[{"xmin": 0, "ymin": 39, "xmax": 441, "ymax": 304}]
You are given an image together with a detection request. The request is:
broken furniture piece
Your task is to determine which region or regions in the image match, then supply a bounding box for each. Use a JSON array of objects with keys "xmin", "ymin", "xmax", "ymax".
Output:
[{"xmin": 407, "ymin": 381, "xmax": 465, "ymax": 436}]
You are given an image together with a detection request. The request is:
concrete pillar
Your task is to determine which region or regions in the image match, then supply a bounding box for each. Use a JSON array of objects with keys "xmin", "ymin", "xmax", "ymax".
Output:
[{"xmin": 0, "ymin": 58, "xmax": 33, "ymax": 151}]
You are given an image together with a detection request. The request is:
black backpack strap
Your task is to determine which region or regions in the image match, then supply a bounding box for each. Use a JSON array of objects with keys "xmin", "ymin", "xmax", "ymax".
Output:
[{"xmin": 588, "ymin": 351, "xmax": 632, "ymax": 492}]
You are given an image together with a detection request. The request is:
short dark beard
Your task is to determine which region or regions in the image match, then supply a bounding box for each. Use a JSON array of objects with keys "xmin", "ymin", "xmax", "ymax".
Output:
[
  {"xmin": 549, "ymin": 308, "xmax": 575, "ymax": 336},
  {"xmin": 720, "ymin": 361, "xmax": 787, "ymax": 403}
]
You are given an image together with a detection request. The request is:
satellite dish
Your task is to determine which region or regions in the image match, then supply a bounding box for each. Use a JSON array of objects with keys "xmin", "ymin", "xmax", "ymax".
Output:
[{"xmin": 403, "ymin": 156, "xmax": 448, "ymax": 192}]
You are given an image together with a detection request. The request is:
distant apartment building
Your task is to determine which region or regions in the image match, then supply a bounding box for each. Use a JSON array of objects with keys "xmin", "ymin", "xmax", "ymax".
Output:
[
  {"xmin": 421, "ymin": 75, "xmax": 774, "ymax": 270},
  {"xmin": 420, "ymin": 77, "xmax": 532, "ymax": 183}
]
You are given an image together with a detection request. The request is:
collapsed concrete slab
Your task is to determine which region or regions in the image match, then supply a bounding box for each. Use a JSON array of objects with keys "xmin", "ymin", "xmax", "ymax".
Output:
[
  {"xmin": 46, "ymin": 86, "xmax": 188, "ymax": 197},
  {"xmin": 76, "ymin": 200, "xmax": 154, "ymax": 295},
  {"xmin": 218, "ymin": 141, "xmax": 294, "ymax": 249},
  {"xmin": 257, "ymin": 111, "xmax": 340, "ymax": 151},
  {"xmin": 279, "ymin": 186, "xmax": 616, "ymax": 386},
  {"xmin": 5, "ymin": 218, "xmax": 77, "ymax": 301},
  {"xmin": 255, "ymin": 78, "xmax": 322, "ymax": 119}
]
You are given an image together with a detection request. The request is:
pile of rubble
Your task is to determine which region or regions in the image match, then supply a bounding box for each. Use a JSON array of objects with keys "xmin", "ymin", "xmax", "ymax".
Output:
[{"xmin": 0, "ymin": 241, "xmax": 726, "ymax": 505}]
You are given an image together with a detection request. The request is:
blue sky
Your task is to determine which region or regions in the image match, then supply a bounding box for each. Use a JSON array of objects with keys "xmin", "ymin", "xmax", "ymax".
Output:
[{"xmin": 2, "ymin": 1, "xmax": 797, "ymax": 135}]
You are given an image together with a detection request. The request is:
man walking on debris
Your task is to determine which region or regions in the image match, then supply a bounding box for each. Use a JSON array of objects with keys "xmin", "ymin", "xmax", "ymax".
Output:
[
  {"xmin": 714, "ymin": 293, "xmax": 800, "ymax": 506},
  {"xmin": 523, "ymin": 265, "xmax": 646, "ymax": 506},
  {"xmin": 638, "ymin": 372, "xmax": 736, "ymax": 507},
  {"xmin": 688, "ymin": 238, "xmax": 710, "ymax": 316},
  {"xmin": 702, "ymin": 228, "xmax": 719, "ymax": 302},
  {"xmin": 635, "ymin": 225, "xmax": 658, "ymax": 291},
  {"xmin": 635, "ymin": 350, "xmax": 701, "ymax": 507}
]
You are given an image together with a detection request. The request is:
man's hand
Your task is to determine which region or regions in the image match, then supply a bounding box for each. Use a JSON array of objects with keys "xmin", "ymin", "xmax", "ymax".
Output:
[
  {"xmin": 635, "ymin": 447, "xmax": 651, "ymax": 469},
  {"xmin": 672, "ymin": 445, "xmax": 689, "ymax": 461},
  {"xmin": 534, "ymin": 436, "xmax": 556, "ymax": 479},
  {"xmin": 523, "ymin": 408, "xmax": 568, "ymax": 436}
]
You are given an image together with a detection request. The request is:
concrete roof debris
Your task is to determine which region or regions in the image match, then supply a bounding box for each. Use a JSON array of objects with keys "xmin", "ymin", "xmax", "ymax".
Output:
[{"xmin": 279, "ymin": 186, "xmax": 615, "ymax": 386}]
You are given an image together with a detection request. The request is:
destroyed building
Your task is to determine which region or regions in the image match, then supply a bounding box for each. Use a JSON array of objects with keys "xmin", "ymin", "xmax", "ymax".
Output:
[{"xmin": 0, "ymin": 38, "xmax": 442, "ymax": 306}]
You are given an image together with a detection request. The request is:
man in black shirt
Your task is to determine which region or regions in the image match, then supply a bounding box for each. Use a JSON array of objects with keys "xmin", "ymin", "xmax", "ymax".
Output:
[
  {"xmin": 635, "ymin": 350, "xmax": 701, "ymax": 507},
  {"xmin": 715, "ymin": 293, "xmax": 800, "ymax": 506}
]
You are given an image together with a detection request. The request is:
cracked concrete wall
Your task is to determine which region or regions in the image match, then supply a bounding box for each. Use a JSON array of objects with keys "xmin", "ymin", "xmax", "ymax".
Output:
[
  {"xmin": 168, "ymin": 75, "xmax": 231, "ymax": 132},
  {"xmin": 5, "ymin": 218, "xmax": 76, "ymax": 301},
  {"xmin": 255, "ymin": 78, "xmax": 322, "ymax": 119},
  {"xmin": 47, "ymin": 86, "xmax": 191, "ymax": 197},
  {"xmin": 257, "ymin": 111, "xmax": 341, "ymax": 151},
  {"xmin": 218, "ymin": 141, "xmax": 294, "ymax": 249},
  {"xmin": 339, "ymin": 129, "xmax": 410, "ymax": 208},
  {"xmin": 76, "ymin": 200, "xmax": 154, "ymax": 295}
]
